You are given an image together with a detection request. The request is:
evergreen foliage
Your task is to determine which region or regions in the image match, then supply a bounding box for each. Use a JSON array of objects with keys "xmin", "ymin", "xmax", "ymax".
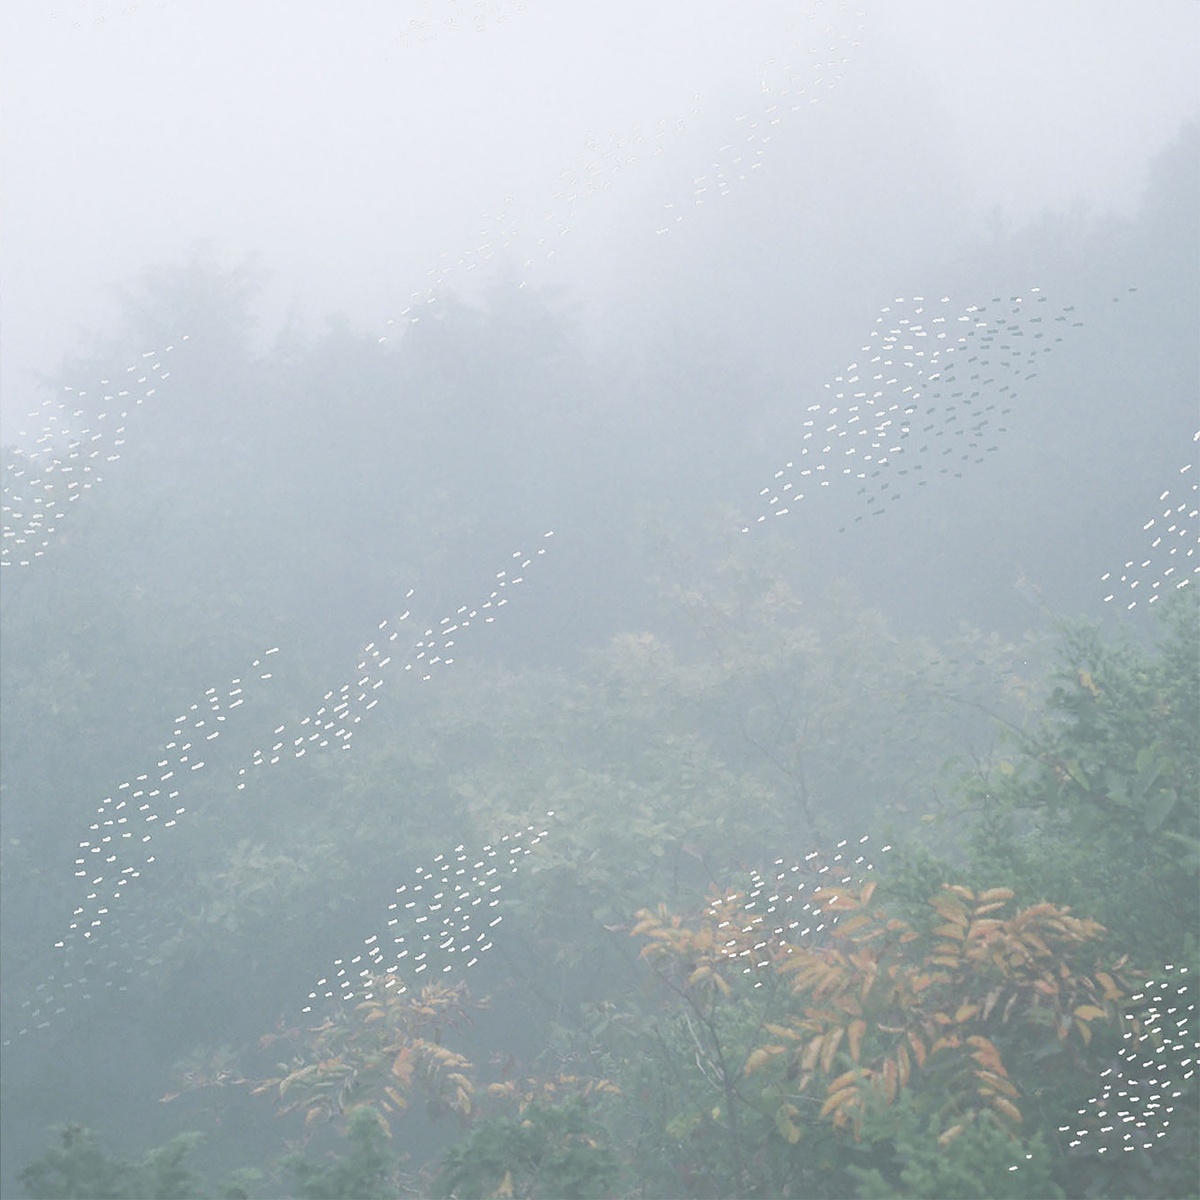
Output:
[
  {"xmin": 432, "ymin": 1100, "xmax": 620, "ymax": 1199},
  {"xmin": 281, "ymin": 1106, "xmax": 397, "ymax": 1200},
  {"xmin": 18, "ymin": 1125, "xmax": 210, "ymax": 1200}
]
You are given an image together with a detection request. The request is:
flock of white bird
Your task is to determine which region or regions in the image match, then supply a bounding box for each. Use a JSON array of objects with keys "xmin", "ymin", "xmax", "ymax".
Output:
[
  {"xmin": 1062, "ymin": 966, "xmax": 1196, "ymax": 1157},
  {"xmin": 13, "ymin": 538, "xmax": 551, "ymax": 1038},
  {"xmin": 379, "ymin": 3, "xmax": 865, "ymax": 335},
  {"xmin": 1102, "ymin": 435, "xmax": 1199, "ymax": 609},
  {"xmin": 3, "ymin": 0, "xmax": 1196, "ymax": 1174},
  {"xmin": 0, "ymin": 340, "xmax": 185, "ymax": 569},
  {"xmin": 710, "ymin": 836, "xmax": 889, "ymax": 983},
  {"xmin": 747, "ymin": 290, "xmax": 1071, "ymax": 529},
  {"xmin": 303, "ymin": 811, "xmax": 556, "ymax": 1011}
]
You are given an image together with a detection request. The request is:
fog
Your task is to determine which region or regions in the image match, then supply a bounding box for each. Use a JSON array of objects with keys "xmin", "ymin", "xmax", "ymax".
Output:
[
  {"xmin": 1, "ymin": 3, "xmax": 1198, "ymax": 1198},
  {"xmin": 3, "ymin": 1, "xmax": 1197, "ymax": 426}
]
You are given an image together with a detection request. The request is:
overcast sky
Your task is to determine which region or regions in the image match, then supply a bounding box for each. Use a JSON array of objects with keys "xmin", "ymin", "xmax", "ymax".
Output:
[{"xmin": 2, "ymin": 0, "xmax": 1197, "ymax": 436}]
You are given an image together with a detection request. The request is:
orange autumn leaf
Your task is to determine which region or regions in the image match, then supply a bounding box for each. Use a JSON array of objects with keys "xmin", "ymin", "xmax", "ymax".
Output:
[{"xmin": 847, "ymin": 1018, "xmax": 867, "ymax": 1063}]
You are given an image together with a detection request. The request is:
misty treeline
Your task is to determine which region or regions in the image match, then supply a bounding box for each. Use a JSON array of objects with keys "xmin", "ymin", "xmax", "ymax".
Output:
[{"xmin": 1, "ymin": 126, "xmax": 1197, "ymax": 1197}]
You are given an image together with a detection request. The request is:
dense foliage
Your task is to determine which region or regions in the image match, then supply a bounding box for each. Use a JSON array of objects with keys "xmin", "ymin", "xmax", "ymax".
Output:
[
  {"xmin": 3, "ymin": 136, "xmax": 1198, "ymax": 1195},
  {"xmin": 8, "ymin": 557, "xmax": 1195, "ymax": 1196}
]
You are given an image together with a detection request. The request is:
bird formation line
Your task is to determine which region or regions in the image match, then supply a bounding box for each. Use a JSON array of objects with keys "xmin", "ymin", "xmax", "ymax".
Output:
[
  {"xmin": 743, "ymin": 290, "xmax": 1122, "ymax": 532},
  {"xmin": 654, "ymin": 15, "xmax": 864, "ymax": 236},
  {"xmin": 236, "ymin": 534, "xmax": 552, "ymax": 788},
  {"xmin": 298, "ymin": 833, "xmax": 884, "ymax": 1027},
  {"xmin": 709, "ymin": 835, "xmax": 890, "ymax": 988},
  {"xmin": 377, "ymin": 4, "xmax": 865, "ymax": 336},
  {"xmin": 1, "ymin": 337, "xmax": 188, "ymax": 569},
  {"xmin": 302, "ymin": 811, "xmax": 556, "ymax": 1012},
  {"xmin": 1101, "ymin": 434, "xmax": 1199, "ymax": 609},
  {"xmin": 15, "ymin": 645, "xmax": 280, "ymax": 1038},
  {"xmin": 391, "ymin": 0, "xmax": 529, "ymax": 49},
  {"xmin": 12, "ymin": 535, "xmax": 554, "ymax": 1040},
  {"xmin": 1059, "ymin": 966, "xmax": 1196, "ymax": 1157}
]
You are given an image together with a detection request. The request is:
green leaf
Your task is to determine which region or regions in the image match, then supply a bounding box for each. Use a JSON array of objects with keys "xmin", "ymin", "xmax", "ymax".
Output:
[{"xmin": 1143, "ymin": 786, "xmax": 1178, "ymax": 833}]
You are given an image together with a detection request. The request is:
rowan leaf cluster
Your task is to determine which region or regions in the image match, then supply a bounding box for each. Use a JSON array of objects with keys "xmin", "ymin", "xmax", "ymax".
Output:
[
  {"xmin": 633, "ymin": 877, "xmax": 1129, "ymax": 1156},
  {"xmin": 248, "ymin": 980, "xmax": 479, "ymax": 1136}
]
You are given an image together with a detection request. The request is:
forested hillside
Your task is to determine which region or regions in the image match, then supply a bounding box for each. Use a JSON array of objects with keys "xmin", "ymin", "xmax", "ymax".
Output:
[{"xmin": 2, "ymin": 7, "xmax": 1197, "ymax": 1198}]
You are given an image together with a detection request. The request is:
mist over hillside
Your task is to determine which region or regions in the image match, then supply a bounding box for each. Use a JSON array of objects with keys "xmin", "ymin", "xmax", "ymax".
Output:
[{"xmin": 2, "ymin": 5, "xmax": 1197, "ymax": 1198}]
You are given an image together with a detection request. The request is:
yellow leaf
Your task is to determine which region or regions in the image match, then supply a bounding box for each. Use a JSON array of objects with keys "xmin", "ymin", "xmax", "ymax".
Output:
[
  {"xmin": 801, "ymin": 1035, "xmax": 823, "ymax": 1075},
  {"xmin": 1094, "ymin": 971, "xmax": 1121, "ymax": 1001},
  {"xmin": 384, "ymin": 1085, "xmax": 408, "ymax": 1111},
  {"xmin": 775, "ymin": 1103, "xmax": 803, "ymax": 1144},
  {"xmin": 745, "ymin": 1046, "xmax": 782, "ymax": 1075},
  {"xmin": 820, "ymin": 1027, "xmax": 845, "ymax": 1074},
  {"xmin": 881, "ymin": 1057, "xmax": 897, "ymax": 1103},
  {"xmin": 907, "ymin": 1030, "xmax": 927, "ymax": 1068},
  {"xmin": 491, "ymin": 1169, "xmax": 514, "ymax": 1198},
  {"xmin": 827, "ymin": 1068, "xmax": 863, "ymax": 1094},
  {"xmin": 989, "ymin": 1094, "xmax": 1023, "ymax": 1126},
  {"xmin": 931, "ymin": 897, "xmax": 968, "ymax": 926},
  {"xmin": 954, "ymin": 1003, "xmax": 980, "ymax": 1023},
  {"xmin": 1072, "ymin": 1004, "xmax": 1106, "ymax": 1022},
  {"xmin": 1074, "ymin": 1018, "xmax": 1093, "ymax": 1045},
  {"xmin": 279, "ymin": 1068, "xmax": 310, "ymax": 1096},
  {"xmin": 938, "ymin": 1123, "xmax": 965, "ymax": 1147},
  {"xmin": 835, "ymin": 993, "xmax": 864, "ymax": 1018},
  {"xmin": 630, "ymin": 915, "xmax": 661, "ymax": 939},
  {"xmin": 860, "ymin": 881, "xmax": 877, "ymax": 906},
  {"xmin": 847, "ymin": 1018, "xmax": 866, "ymax": 1063},
  {"xmin": 928, "ymin": 955, "xmax": 963, "ymax": 968},
  {"xmin": 975, "ymin": 1069, "xmax": 1019, "ymax": 1099},
  {"xmin": 763, "ymin": 1022, "xmax": 800, "ymax": 1040},
  {"xmin": 819, "ymin": 1085, "xmax": 859, "ymax": 1120},
  {"xmin": 835, "ymin": 913, "xmax": 872, "ymax": 936},
  {"xmin": 665, "ymin": 1112, "xmax": 702, "ymax": 1139},
  {"xmin": 392, "ymin": 1049, "xmax": 414, "ymax": 1084},
  {"xmin": 976, "ymin": 888, "xmax": 1015, "ymax": 904},
  {"xmin": 967, "ymin": 1035, "xmax": 1005, "ymax": 1074}
]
